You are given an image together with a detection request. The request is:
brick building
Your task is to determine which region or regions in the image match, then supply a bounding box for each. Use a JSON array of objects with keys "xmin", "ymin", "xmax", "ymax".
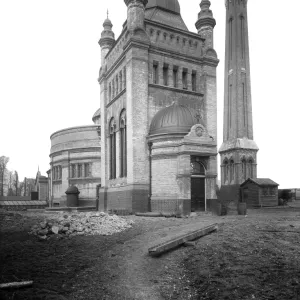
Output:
[
  {"xmin": 48, "ymin": 109, "xmax": 101, "ymax": 207},
  {"xmin": 98, "ymin": 0, "xmax": 219, "ymax": 215}
]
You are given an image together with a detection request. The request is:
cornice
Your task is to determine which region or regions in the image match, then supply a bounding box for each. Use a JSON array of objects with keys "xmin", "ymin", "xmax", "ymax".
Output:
[
  {"xmin": 201, "ymin": 55, "xmax": 219, "ymax": 67},
  {"xmin": 106, "ymin": 89, "xmax": 126, "ymax": 109},
  {"xmin": 195, "ymin": 17, "xmax": 216, "ymax": 30},
  {"xmin": 123, "ymin": 36, "xmax": 150, "ymax": 55},
  {"xmin": 99, "ymin": 37, "xmax": 115, "ymax": 48},
  {"xmin": 50, "ymin": 148, "xmax": 101, "ymax": 158},
  {"xmin": 148, "ymin": 83, "xmax": 204, "ymax": 97},
  {"xmin": 149, "ymin": 46, "xmax": 203, "ymax": 65},
  {"xmin": 145, "ymin": 20, "xmax": 205, "ymax": 42}
]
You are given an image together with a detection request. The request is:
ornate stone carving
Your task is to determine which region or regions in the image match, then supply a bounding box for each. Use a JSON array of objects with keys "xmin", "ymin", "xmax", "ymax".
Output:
[{"xmin": 186, "ymin": 124, "xmax": 214, "ymax": 142}]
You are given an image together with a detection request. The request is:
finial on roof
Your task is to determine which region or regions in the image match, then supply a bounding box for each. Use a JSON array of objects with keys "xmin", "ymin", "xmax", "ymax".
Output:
[
  {"xmin": 196, "ymin": 0, "xmax": 216, "ymax": 32},
  {"xmin": 100, "ymin": 9, "xmax": 115, "ymax": 48}
]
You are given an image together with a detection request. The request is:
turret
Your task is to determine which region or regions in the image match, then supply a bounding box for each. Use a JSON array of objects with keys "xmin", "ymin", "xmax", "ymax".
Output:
[
  {"xmin": 99, "ymin": 13, "xmax": 115, "ymax": 66},
  {"xmin": 124, "ymin": 0, "xmax": 148, "ymax": 33},
  {"xmin": 195, "ymin": 0, "xmax": 216, "ymax": 48}
]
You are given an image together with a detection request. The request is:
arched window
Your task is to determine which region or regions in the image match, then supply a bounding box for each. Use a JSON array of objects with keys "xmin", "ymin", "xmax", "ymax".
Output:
[
  {"xmin": 119, "ymin": 71, "xmax": 123, "ymax": 91},
  {"xmin": 116, "ymin": 76, "xmax": 119, "ymax": 95},
  {"xmin": 191, "ymin": 157, "xmax": 206, "ymax": 176},
  {"xmin": 109, "ymin": 118, "xmax": 116, "ymax": 179},
  {"xmin": 112, "ymin": 80, "xmax": 115, "ymax": 98},
  {"xmin": 109, "ymin": 83, "xmax": 112, "ymax": 101},
  {"xmin": 223, "ymin": 159, "xmax": 229, "ymax": 184},
  {"xmin": 120, "ymin": 110, "xmax": 127, "ymax": 177},
  {"xmin": 123, "ymin": 67, "xmax": 126, "ymax": 88},
  {"xmin": 230, "ymin": 159, "xmax": 235, "ymax": 183},
  {"xmin": 248, "ymin": 158, "xmax": 254, "ymax": 178},
  {"xmin": 241, "ymin": 158, "xmax": 247, "ymax": 181}
]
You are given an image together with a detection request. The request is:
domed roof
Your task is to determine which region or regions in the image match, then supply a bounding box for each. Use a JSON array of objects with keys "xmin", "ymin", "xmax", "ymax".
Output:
[
  {"xmin": 103, "ymin": 18, "xmax": 112, "ymax": 27},
  {"xmin": 146, "ymin": 0, "xmax": 180, "ymax": 14},
  {"xmin": 149, "ymin": 103, "xmax": 200, "ymax": 136}
]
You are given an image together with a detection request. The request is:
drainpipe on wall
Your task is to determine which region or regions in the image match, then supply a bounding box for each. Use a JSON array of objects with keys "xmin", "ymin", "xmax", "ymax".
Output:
[{"xmin": 148, "ymin": 142, "xmax": 153, "ymax": 212}]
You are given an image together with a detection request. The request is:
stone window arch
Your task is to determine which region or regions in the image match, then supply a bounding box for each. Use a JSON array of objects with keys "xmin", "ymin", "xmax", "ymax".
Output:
[
  {"xmin": 230, "ymin": 159, "xmax": 235, "ymax": 183},
  {"xmin": 223, "ymin": 159, "xmax": 229, "ymax": 184},
  {"xmin": 109, "ymin": 83, "xmax": 112, "ymax": 101},
  {"xmin": 119, "ymin": 71, "xmax": 123, "ymax": 91},
  {"xmin": 191, "ymin": 158, "xmax": 206, "ymax": 176},
  {"xmin": 109, "ymin": 118, "xmax": 116, "ymax": 179},
  {"xmin": 241, "ymin": 157, "xmax": 247, "ymax": 181},
  {"xmin": 112, "ymin": 80, "xmax": 115, "ymax": 98},
  {"xmin": 116, "ymin": 76, "xmax": 119, "ymax": 95},
  {"xmin": 248, "ymin": 157, "xmax": 254, "ymax": 178},
  {"xmin": 119, "ymin": 109, "xmax": 127, "ymax": 178},
  {"xmin": 123, "ymin": 66, "xmax": 126, "ymax": 88}
]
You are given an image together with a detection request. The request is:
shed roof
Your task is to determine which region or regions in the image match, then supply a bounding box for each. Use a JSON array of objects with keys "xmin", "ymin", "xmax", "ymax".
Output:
[{"xmin": 241, "ymin": 178, "xmax": 279, "ymax": 187}]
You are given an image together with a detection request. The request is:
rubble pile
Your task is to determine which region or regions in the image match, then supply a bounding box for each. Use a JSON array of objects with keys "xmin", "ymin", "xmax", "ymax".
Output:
[{"xmin": 29, "ymin": 212, "xmax": 134, "ymax": 240}]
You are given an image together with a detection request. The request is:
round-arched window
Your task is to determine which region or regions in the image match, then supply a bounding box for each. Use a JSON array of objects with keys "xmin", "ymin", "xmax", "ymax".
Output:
[{"xmin": 191, "ymin": 157, "xmax": 206, "ymax": 176}]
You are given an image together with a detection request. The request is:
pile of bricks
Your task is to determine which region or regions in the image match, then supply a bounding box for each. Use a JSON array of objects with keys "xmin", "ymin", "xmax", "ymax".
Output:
[{"xmin": 29, "ymin": 212, "xmax": 134, "ymax": 240}]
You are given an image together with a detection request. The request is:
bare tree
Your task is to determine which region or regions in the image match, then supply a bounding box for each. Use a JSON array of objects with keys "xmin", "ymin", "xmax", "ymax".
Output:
[
  {"xmin": 7, "ymin": 171, "xmax": 14, "ymax": 196},
  {"xmin": 0, "ymin": 156, "xmax": 9, "ymax": 196},
  {"xmin": 13, "ymin": 171, "xmax": 19, "ymax": 196},
  {"xmin": 23, "ymin": 177, "xmax": 27, "ymax": 196},
  {"xmin": 19, "ymin": 181, "xmax": 25, "ymax": 197}
]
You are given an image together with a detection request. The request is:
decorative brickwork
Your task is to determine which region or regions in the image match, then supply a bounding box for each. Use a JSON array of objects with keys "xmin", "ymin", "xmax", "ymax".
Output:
[
  {"xmin": 99, "ymin": 0, "xmax": 219, "ymax": 214},
  {"xmin": 219, "ymin": 0, "xmax": 258, "ymax": 185}
]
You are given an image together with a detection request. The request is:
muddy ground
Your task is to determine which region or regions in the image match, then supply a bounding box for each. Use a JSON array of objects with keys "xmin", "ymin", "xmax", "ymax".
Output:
[{"xmin": 0, "ymin": 208, "xmax": 300, "ymax": 300}]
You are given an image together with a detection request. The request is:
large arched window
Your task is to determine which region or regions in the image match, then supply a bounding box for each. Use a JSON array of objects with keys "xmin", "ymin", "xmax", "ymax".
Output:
[
  {"xmin": 191, "ymin": 157, "xmax": 206, "ymax": 176},
  {"xmin": 120, "ymin": 110, "xmax": 127, "ymax": 177},
  {"xmin": 109, "ymin": 118, "xmax": 116, "ymax": 179},
  {"xmin": 230, "ymin": 159, "xmax": 235, "ymax": 183},
  {"xmin": 241, "ymin": 158, "xmax": 247, "ymax": 181}
]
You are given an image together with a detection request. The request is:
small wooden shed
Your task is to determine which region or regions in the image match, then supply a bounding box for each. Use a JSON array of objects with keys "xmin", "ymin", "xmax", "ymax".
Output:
[{"xmin": 240, "ymin": 178, "xmax": 279, "ymax": 208}]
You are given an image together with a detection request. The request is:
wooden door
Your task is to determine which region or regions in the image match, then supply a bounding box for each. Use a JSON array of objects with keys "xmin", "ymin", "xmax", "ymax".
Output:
[{"xmin": 191, "ymin": 177, "xmax": 205, "ymax": 212}]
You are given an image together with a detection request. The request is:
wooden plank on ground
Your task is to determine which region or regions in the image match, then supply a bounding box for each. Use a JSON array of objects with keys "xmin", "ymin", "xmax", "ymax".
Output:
[
  {"xmin": 148, "ymin": 223, "xmax": 218, "ymax": 256},
  {"xmin": 0, "ymin": 281, "xmax": 33, "ymax": 289}
]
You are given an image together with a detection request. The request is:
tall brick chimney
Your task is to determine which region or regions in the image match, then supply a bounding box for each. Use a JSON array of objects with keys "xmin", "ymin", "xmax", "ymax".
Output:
[{"xmin": 219, "ymin": 0, "xmax": 259, "ymax": 186}]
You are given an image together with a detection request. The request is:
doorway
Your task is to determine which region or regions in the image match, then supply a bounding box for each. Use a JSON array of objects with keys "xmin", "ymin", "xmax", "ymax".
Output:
[
  {"xmin": 190, "ymin": 157, "xmax": 206, "ymax": 212},
  {"xmin": 191, "ymin": 177, "xmax": 205, "ymax": 211}
]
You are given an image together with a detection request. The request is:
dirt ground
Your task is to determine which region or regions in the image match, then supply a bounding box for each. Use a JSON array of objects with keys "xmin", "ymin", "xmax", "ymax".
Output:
[{"xmin": 0, "ymin": 208, "xmax": 300, "ymax": 300}]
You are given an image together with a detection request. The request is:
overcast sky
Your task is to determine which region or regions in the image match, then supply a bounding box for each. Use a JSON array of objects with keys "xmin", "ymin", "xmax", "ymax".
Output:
[{"xmin": 0, "ymin": 0, "xmax": 299, "ymax": 188}]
